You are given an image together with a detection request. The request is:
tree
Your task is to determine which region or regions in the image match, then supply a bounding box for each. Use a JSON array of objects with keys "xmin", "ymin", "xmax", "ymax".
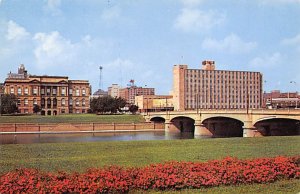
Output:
[
  {"xmin": 90, "ymin": 96, "xmax": 127, "ymax": 114},
  {"xmin": 33, "ymin": 104, "xmax": 41, "ymax": 114},
  {"xmin": 129, "ymin": 105, "xmax": 139, "ymax": 114},
  {"xmin": 0, "ymin": 94, "xmax": 18, "ymax": 114}
]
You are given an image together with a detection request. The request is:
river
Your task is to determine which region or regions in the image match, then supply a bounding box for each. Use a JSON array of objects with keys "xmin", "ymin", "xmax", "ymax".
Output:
[{"xmin": 0, "ymin": 131, "xmax": 196, "ymax": 144}]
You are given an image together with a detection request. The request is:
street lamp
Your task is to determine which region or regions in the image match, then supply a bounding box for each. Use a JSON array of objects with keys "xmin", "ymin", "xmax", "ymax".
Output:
[{"xmin": 290, "ymin": 81, "xmax": 298, "ymax": 109}]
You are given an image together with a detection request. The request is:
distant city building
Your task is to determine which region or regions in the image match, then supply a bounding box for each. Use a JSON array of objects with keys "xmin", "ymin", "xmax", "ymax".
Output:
[
  {"xmin": 263, "ymin": 90, "xmax": 299, "ymax": 109},
  {"xmin": 91, "ymin": 89, "xmax": 108, "ymax": 98},
  {"xmin": 135, "ymin": 95, "xmax": 173, "ymax": 112},
  {"xmin": 108, "ymin": 84, "xmax": 120, "ymax": 98},
  {"xmin": 0, "ymin": 83, "xmax": 4, "ymax": 95},
  {"xmin": 119, "ymin": 81, "xmax": 155, "ymax": 104},
  {"xmin": 4, "ymin": 64, "xmax": 91, "ymax": 115},
  {"xmin": 173, "ymin": 60, "xmax": 263, "ymax": 110}
]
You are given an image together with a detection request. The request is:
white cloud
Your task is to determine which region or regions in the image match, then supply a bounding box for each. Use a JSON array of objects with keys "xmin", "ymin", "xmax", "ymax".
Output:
[
  {"xmin": 44, "ymin": 0, "xmax": 62, "ymax": 16},
  {"xmin": 33, "ymin": 31, "xmax": 77, "ymax": 68},
  {"xmin": 6, "ymin": 20, "xmax": 30, "ymax": 41},
  {"xmin": 260, "ymin": 0, "xmax": 300, "ymax": 5},
  {"xmin": 201, "ymin": 34, "xmax": 257, "ymax": 54},
  {"xmin": 249, "ymin": 52, "xmax": 282, "ymax": 68},
  {"xmin": 174, "ymin": 8, "xmax": 225, "ymax": 32},
  {"xmin": 181, "ymin": 0, "xmax": 203, "ymax": 7},
  {"xmin": 174, "ymin": 0, "xmax": 225, "ymax": 33},
  {"xmin": 281, "ymin": 33, "xmax": 300, "ymax": 52},
  {"xmin": 101, "ymin": 6, "xmax": 121, "ymax": 21}
]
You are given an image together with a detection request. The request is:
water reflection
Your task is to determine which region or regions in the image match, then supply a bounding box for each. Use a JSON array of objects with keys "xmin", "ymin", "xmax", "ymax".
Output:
[{"xmin": 0, "ymin": 131, "xmax": 195, "ymax": 145}]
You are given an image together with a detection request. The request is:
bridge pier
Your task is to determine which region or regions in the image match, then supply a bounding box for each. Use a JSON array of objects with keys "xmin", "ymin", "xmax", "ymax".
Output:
[
  {"xmin": 194, "ymin": 121, "xmax": 213, "ymax": 138},
  {"xmin": 243, "ymin": 122, "xmax": 262, "ymax": 137},
  {"xmin": 165, "ymin": 120, "xmax": 181, "ymax": 133}
]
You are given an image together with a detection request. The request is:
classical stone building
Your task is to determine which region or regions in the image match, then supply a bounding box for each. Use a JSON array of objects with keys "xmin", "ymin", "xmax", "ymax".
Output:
[
  {"xmin": 173, "ymin": 60, "xmax": 263, "ymax": 110},
  {"xmin": 4, "ymin": 64, "xmax": 91, "ymax": 115}
]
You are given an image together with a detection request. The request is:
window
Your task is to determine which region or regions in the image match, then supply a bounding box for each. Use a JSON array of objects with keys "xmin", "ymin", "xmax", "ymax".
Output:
[
  {"xmin": 69, "ymin": 98, "xmax": 73, "ymax": 105},
  {"xmin": 18, "ymin": 88, "xmax": 22, "ymax": 95},
  {"xmin": 69, "ymin": 88, "xmax": 73, "ymax": 95},
  {"xmin": 46, "ymin": 88, "xmax": 51, "ymax": 96},
  {"xmin": 17, "ymin": 98, "xmax": 21, "ymax": 106},
  {"xmin": 10, "ymin": 88, "xmax": 14, "ymax": 94},
  {"xmin": 61, "ymin": 109, "xmax": 65, "ymax": 114},
  {"xmin": 52, "ymin": 88, "xmax": 57, "ymax": 95},
  {"xmin": 33, "ymin": 98, "xmax": 37, "ymax": 105},
  {"xmin": 41, "ymin": 88, "xmax": 45, "ymax": 95},
  {"xmin": 24, "ymin": 88, "xmax": 28, "ymax": 95},
  {"xmin": 33, "ymin": 88, "xmax": 38, "ymax": 95},
  {"xmin": 82, "ymin": 89, "xmax": 86, "ymax": 96},
  {"xmin": 24, "ymin": 98, "xmax": 28, "ymax": 106},
  {"xmin": 76, "ymin": 99, "xmax": 79, "ymax": 106},
  {"xmin": 76, "ymin": 89, "xmax": 80, "ymax": 96},
  {"xmin": 61, "ymin": 98, "xmax": 65, "ymax": 106},
  {"xmin": 61, "ymin": 88, "xmax": 66, "ymax": 96},
  {"xmin": 82, "ymin": 99, "xmax": 85, "ymax": 106}
]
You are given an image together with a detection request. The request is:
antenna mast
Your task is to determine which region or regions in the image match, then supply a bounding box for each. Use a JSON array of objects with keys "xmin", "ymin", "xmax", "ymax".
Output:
[{"xmin": 99, "ymin": 66, "xmax": 103, "ymax": 90}]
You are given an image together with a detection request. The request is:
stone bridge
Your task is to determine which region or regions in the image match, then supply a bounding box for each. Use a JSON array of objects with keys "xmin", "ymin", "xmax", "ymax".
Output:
[{"xmin": 144, "ymin": 109, "xmax": 300, "ymax": 137}]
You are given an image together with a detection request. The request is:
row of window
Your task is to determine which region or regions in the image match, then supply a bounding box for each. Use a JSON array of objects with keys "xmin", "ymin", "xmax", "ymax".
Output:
[
  {"xmin": 9, "ymin": 87, "xmax": 87, "ymax": 96},
  {"xmin": 17, "ymin": 98, "xmax": 88, "ymax": 107}
]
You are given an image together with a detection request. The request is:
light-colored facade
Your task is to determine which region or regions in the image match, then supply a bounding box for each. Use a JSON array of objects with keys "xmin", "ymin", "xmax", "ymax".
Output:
[
  {"xmin": 119, "ymin": 86, "xmax": 155, "ymax": 104},
  {"xmin": 108, "ymin": 84, "xmax": 120, "ymax": 98},
  {"xmin": 4, "ymin": 65, "xmax": 91, "ymax": 115},
  {"xmin": 135, "ymin": 95, "xmax": 173, "ymax": 112},
  {"xmin": 173, "ymin": 60, "xmax": 263, "ymax": 110}
]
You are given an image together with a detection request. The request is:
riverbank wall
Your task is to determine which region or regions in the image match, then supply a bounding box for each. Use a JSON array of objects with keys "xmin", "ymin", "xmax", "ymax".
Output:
[{"xmin": 0, "ymin": 122, "xmax": 165, "ymax": 133}]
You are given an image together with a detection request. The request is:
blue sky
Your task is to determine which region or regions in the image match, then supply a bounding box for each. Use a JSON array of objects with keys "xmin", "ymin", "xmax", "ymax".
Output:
[{"xmin": 0, "ymin": 0, "xmax": 300, "ymax": 94}]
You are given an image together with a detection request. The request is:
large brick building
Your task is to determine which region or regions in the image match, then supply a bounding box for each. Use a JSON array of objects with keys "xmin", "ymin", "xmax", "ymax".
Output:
[
  {"xmin": 263, "ymin": 90, "xmax": 299, "ymax": 109},
  {"xmin": 119, "ymin": 86, "xmax": 155, "ymax": 104},
  {"xmin": 173, "ymin": 60, "xmax": 263, "ymax": 110},
  {"xmin": 4, "ymin": 64, "xmax": 91, "ymax": 115}
]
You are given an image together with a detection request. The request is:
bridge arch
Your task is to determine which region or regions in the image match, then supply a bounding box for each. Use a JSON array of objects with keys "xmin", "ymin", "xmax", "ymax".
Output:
[
  {"xmin": 254, "ymin": 118, "xmax": 300, "ymax": 136},
  {"xmin": 150, "ymin": 116, "xmax": 166, "ymax": 123},
  {"xmin": 201, "ymin": 116, "xmax": 244, "ymax": 137},
  {"xmin": 169, "ymin": 116, "xmax": 195, "ymax": 133}
]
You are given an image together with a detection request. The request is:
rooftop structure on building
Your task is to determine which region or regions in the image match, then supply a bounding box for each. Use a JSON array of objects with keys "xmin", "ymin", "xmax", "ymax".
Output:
[
  {"xmin": 4, "ymin": 64, "xmax": 91, "ymax": 115},
  {"xmin": 173, "ymin": 60, "xmax": 263, "ymax": 110}
]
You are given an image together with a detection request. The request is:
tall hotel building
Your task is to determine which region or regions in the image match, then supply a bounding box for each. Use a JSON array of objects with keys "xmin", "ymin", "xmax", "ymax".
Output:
[
  {"xmin": 173, "ymin": 60, "xmax": 263, "ymax": 111},
  {"xmin": 4, "ymin": 64, "xmax": 91, "ymax": 115}
]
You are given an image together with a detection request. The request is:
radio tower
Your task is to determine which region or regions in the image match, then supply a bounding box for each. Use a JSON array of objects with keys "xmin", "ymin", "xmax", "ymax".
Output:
[{"xmin": 99, "ymin": 66, "xmax": 103, "ymax": 90}]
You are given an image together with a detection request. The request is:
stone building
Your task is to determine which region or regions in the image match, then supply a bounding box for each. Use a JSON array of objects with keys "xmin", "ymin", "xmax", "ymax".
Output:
[
  {"xmin": 173, "ymin": 60, "xmax": 263, "ymax": 110},
  {"xmin": 4, "ymin": 64, "xmax": 91, "ymax": 115},
  {"xmin": 108, "ymin": 84, "xmax": 120, "ymax": 98}
]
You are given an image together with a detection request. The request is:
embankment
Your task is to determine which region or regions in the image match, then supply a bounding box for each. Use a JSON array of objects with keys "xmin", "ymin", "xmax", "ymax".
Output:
[{"xmin": 0, "ymin": 122, "xmax": 164, "ymax": 133}]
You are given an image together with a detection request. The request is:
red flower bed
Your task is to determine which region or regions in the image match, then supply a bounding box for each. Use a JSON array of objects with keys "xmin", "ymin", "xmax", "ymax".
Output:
[{"xmin": 1, "ymin": 156, "xmax": 299, "ymax": 193}]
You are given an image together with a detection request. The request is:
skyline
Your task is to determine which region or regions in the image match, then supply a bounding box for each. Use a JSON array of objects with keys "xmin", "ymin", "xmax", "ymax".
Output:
[{"xmin": 1, "ymin": 0, "xmax": 300, "ymax": 94}]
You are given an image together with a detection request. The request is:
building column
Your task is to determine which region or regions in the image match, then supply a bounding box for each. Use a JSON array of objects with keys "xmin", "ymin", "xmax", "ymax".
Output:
[
  {"xmin": 194, "ymin": 121, "xmax": 213, "ymax": 138},
  {"xmin": 243, "ymin": 121, "xmax": 261, "ymax": 137}
]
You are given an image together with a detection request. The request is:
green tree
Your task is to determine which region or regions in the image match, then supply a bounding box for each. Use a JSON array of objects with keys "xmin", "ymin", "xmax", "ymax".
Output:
[
  {"xmin": 90, "ymin": 96, "xmax": 127, "ymax": 114},
  {"xmin": 0, "ymin": 94, "xmax": 18, "ymax": 114},
  {"xmin": 129, "ymin": 104, "xmax": 139, "ymax": 114}
]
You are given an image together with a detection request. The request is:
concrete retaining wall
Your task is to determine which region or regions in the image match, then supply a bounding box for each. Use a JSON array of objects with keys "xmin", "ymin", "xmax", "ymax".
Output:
[{"xmin": 0, "ymin": 122, "xmax": 164, "ymax": 133}]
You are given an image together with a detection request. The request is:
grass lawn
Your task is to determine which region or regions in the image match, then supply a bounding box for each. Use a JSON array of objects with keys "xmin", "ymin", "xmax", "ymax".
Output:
[
  {"xmin": 1, "ymin": 136, "xmax": 299, "ymax": 193},
  {"xmin": 0, "ymin": 114, "xmax": 145, "ymax": 123}
]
